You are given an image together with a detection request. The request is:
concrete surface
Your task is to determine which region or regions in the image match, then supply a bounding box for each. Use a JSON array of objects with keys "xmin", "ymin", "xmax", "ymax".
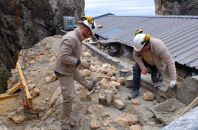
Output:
[{"xmin": 151, "ymin": 98, "xmax": 185, "ymax": 125}]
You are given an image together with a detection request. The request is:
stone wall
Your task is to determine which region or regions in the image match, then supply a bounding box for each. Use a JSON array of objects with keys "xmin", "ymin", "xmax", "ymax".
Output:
[
  {"xmin": 154, "ymin": 0, "xmax": 198, "ymax": 15},
  {"xmin": 0, "ymin": 0, "xmax": 84, "ymax": 92}
]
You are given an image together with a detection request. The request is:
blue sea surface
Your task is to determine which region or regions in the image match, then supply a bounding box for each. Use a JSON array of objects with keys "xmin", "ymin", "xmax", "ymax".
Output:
[{"xmin": 85, "ymin": 0, "xmax": 155, "ymax": 17}]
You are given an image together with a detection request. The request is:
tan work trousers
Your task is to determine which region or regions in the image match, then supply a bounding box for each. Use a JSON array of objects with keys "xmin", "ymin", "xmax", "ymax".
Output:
[{"xmin": 58, "ymin": 70, "xmax": 92, "ymax": 129}]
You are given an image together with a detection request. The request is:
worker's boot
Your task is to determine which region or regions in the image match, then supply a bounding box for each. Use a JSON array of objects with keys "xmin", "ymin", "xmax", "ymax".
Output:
[{"xmin": 128, "ymin": 90, "xmax": 139, "ymax": 99}]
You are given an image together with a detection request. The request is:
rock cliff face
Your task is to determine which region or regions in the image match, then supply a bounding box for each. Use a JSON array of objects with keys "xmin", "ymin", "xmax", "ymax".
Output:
[
  {"xmin": 0, "ymin": 0, "xmax": 84, "ymax": 92},
  {"xmin": 154, "ymin": 0, "xmax": 198, "ymax": 15}
]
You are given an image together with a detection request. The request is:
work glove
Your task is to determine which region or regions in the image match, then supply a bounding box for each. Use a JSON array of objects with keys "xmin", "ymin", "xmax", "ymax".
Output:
[
  {"xmin": 80, "ymin": 59, "xmax": 91, "ymax": 69},
  {"xmin": 169, "ymin": 80, "xmax": 177, "ymax": 88}
]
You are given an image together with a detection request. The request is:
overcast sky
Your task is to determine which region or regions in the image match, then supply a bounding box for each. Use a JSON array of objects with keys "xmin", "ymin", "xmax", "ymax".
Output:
[{"xmin": 85, "ymin": 0, "xmax": 155, "ymax": 16}]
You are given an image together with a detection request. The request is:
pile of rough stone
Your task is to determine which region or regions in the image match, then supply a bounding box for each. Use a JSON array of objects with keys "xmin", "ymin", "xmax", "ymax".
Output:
[
  {"xmin": 75, "ymin": 51, "xmax": 140, "ymax": 130},
  {"xmin": 74, "ymin": 50, "xmax": 157, "ymax": 130}
]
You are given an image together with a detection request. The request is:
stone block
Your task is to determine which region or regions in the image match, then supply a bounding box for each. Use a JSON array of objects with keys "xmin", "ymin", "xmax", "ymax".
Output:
[
  {"xmin": 110, "ymin": 81, "xmax": 121, "ymax": 89},
  {"xmin": 11, "ymin": 115, "xmax": 25, "ymax": 124},
  {"xmin": 105, "ymin": 90, "xmax": 114, "ymax": 106},
  {"xmin": 106, "ymin": 127, "xmax": 116, "ymax": 130},
  {"xmin": 99, "ymin": 93, "xmax": 106, "ymax": 105},
  {"xmin": 121, "ymin": 113, "xmax": 138, "ymax": 126},
  {"xmin": 115, "ymin": 117, "xmax": 128, "ymax": 127},
  {"xmin": 131, "ymin": 99, "xmax": 141, "ymax": 105},
  {"xmin": 90, "ymin": 119, "xmax": 101, "ymax": 129},
  {"xmin": 129, "ymin": 125, "xmax": 141, "ymax": 130},
  {"xmin": 30, "ymin": 87, "xmax": 40, "ymax": 98},
  {"xmin": 114, "ymin": 99, "xmax": 125, "ymax": 110},
  {"xmin": 143, "ymin": 91, "xmax": 155, "ymax": 101},
  {"xmin": 117, "ymin": 77, "xmax": 126, "ymax": 85}
]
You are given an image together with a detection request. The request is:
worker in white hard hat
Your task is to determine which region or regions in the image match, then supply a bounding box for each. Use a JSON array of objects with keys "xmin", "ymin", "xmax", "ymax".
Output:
[
  {"xmin": 128, "ymin": 29, "xmax": 177, "ymax": 99},
  {"xmin": 80, "ymin": 16, "xmax": 97, "ymax": 36},
  {"xmin": 54, "ymin": 16, "xmax": 97, "ymax": 130}
]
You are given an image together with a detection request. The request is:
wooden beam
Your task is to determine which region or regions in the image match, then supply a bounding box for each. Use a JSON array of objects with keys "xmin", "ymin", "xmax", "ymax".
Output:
[
  {"xmin": 16, "ymin": 62, "xmax": 32, "ymax": 107},
  {"xmin": 0, "ymin": 93, "xmax": 19, "ymax": 100},
  {"xmin": 6, "ymin": 82, "xmax": 22, "ymax": 95}
]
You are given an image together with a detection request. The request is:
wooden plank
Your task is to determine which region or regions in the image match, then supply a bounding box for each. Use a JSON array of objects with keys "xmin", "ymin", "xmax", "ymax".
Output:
[
  {"xmin": 0, "ymin": 93, "xmax": 19, "ymax": 100},
  {"xmin": 6, "ymin": 82, "xmax": 22, "ymax": 95},
  {"xmin": 16, "ymin": 62, "xmax": 32, "ymax": 107}
]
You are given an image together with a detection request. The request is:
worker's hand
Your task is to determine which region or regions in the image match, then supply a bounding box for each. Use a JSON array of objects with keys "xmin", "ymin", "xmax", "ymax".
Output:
[
  {"xmin": 80, "ymin": 59, "xmax": 91, "ymax": 69},
  {"xmin": 170, "ymin": 80, "xmax": 177, "ymax": 88},
  {"xmin": 141, "ymin": 67, "xmax": 148, "ymax": 75}
]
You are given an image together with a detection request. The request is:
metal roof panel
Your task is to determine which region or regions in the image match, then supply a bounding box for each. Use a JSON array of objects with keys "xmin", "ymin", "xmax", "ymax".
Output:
[{"xmin": 95, "ymin": 15, "xmax": 198, "ymax": 69}]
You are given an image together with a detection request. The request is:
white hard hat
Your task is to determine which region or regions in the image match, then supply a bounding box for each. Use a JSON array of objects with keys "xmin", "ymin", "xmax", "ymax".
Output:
[
  {"xmin": 81, "ymin": 20, "xmax": 97, "ymax": 36},
  {"xmin": 133, "ymin": 33, "xmax": 147, "ymax": 51}
]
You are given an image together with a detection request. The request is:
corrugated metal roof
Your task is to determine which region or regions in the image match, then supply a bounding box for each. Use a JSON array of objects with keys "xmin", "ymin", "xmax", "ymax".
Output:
[{"xmin": 95, "ymin": 14, "xmax": 198, "ymax": 69}]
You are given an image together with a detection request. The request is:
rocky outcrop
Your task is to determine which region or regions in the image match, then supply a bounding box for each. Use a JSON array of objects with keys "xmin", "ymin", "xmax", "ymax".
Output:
[
  {"xmin": 0, "ymin": 0, "xmax": 84, "ymax": 92},
  {"xmin": 154, "ymin": 0, "xmax": 198, "ymax": 15}
]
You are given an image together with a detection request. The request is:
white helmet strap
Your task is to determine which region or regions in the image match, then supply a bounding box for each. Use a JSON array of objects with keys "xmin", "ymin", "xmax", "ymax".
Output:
[
  {"xmin": 141, "ymin": 40, "xmax": 146, "ymax": 45},
  {"xmin": 91, "ymin": 22, "xmax": 95, "ymax": 29},
  {"xmin": 141, "ymin": 40, "xmax": 147, "ymax": 47}
]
